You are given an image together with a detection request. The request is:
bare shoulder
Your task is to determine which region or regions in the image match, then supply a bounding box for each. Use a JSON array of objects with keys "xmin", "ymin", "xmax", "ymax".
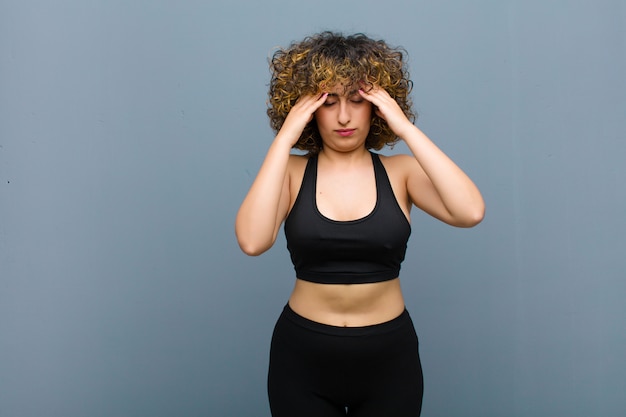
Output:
[
  {"xmin": 286, "ymin": 153, "xmax": 310, "ymax": 207},
  {"xmin": 287, "ymin": 153, "xmax": 309, "ymax": 177},
  {"xmin": 288, "ymin": 152, "xmax": 309, "ymax": 165},
  {"xmin": 378, "ymin": 153, "xmax": 416, "ymax": 165},
  {"xmin": 376, "ymin": 153, "xmax": 417, "ymax": 216},
  {"xmin": 377, "ymin": 153, "xmax": 423, "ymax": 178}
]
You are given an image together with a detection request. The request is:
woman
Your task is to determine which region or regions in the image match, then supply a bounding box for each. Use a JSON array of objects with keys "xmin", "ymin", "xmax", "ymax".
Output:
[{"xmin": 235, "ymin": 31, "xmax": 484, "ymax": 417}]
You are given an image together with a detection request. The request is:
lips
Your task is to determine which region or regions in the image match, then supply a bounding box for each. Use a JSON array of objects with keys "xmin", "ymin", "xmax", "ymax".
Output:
[{"xmin": 336, "ymin": 129, "xmax": 355, "ymax": 137}]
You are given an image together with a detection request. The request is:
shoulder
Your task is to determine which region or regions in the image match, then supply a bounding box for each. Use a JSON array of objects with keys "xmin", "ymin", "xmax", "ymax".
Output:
[
  {"xmin": 288, "ymin": 152, "xmax": 310, "ymax": 164},
  {"xmin": 285, "ymin": 154, "xmax": 312, "ymax": 213},
  {"xmin": 286, "ymin": 153, "xmax": 310, "ymax": 195},
  {"xmin": 287, "ymin": 153, "xmax": 310, "ymax": 175},
  {"xmin": 377, "ymin": 153, "xmax": 414, "ymax": 165},
  {"xmin": 377, "ymin": 153, "xmax": 421, "ymax": 178},
  {"xmin": 375, "ymin": 153, "xmax": 415, "ymax": 215},
  {"xmin": 377, "ymin": 152, "xmax": 429, "ymax": 194}
]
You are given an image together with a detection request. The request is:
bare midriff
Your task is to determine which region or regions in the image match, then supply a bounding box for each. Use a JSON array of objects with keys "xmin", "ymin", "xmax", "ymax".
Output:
[{"xmin": 288, "ymin": 278, "xmax": 406, "ymax": 327}]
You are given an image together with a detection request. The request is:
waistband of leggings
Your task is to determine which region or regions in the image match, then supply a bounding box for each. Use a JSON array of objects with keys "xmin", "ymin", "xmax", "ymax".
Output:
[{"xmin": 281, "ymin": 303, "xmax": 412, "ymax": 337}]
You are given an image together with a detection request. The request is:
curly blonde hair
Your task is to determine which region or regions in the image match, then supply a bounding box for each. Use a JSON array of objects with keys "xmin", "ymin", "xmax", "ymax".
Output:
[{"xmin": 267, "ymin": 31, "xmax": 415, "ymax": 154}]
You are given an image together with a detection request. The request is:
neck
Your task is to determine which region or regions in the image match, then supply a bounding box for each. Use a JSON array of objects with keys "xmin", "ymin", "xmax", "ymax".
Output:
[{"xmin": 318, "ymin": 147, "xmax": 371, "ymax": 166}]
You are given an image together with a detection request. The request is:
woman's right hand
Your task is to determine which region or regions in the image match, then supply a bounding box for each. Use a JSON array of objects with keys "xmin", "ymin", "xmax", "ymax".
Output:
[
  {"xmin": 236, "ymin": 92, "xmax": 329, "ymax": 256},
  {"xmin": 276, "ymin": 93, "xmax": 329, "ymax": 146}
]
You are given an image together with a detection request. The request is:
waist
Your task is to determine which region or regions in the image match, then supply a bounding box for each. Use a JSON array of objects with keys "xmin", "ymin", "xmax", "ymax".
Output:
[
  {"xmin": 288, "ymin": 277, "xmax": 406, "ymax": 327},
  {"xmin": 280, "ymin": 303, "xmax": 412, "ymax": 336}
]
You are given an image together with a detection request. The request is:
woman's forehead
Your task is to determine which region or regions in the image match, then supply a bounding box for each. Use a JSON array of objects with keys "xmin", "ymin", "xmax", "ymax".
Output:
[{"xmin": 324, "ymin": 83, "xmax": 360, "ymax": 96}]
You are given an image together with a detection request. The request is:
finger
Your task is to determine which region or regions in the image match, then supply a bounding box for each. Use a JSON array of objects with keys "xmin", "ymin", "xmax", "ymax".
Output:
[
  {"xmin": 317, "ymin": 92, "xmax": 329, "ymax": 102},
  {"xmin": 358, "ymin": 88, "xmax": 383, "ymax": 106},
  {"xmin": 295, "ymin": 93, "xmax": 329, "ymax": 124},
  {"xmin": 358, "ymin": 80, "xmax": 376, "ymax": 93},
  {"xmin": 310, "ymin": 92, "xmax": 329, "ymax": 110},
  {"xmin": 362, "ymin": 87, "xmax": 391, "ymax": 102},
  {"xmin": 293, "ymin": 93, "xmax": 327, "ymax": 113}
]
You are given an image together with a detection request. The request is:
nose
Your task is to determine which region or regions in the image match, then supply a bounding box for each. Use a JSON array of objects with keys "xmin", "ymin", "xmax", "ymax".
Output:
[{"xmin": 338, "ymin": 101, "xmax": 350, "ymax": 126}]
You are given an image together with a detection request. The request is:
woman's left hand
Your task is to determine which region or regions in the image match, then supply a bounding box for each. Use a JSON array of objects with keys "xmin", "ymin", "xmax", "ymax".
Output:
[{"xmin": 358, "ymin": 83, "xmax": 414, "ymax": 138}]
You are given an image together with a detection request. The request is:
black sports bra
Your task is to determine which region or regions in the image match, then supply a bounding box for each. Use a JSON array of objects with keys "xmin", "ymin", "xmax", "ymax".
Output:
[{"xmin": 284, "ymin": 152, "xmax": 411, "ymax": 284}]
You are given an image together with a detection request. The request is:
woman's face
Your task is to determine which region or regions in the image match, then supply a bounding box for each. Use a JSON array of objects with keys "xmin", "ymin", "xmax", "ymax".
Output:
[{"xmin": 314, "ymin": 85, "xmax": 372, "ymax": 152}]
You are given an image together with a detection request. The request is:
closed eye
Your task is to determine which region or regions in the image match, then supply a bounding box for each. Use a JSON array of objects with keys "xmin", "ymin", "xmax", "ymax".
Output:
[{"xmin": 349, "ymin": 92, "xmax": 364, "ymax": 104}]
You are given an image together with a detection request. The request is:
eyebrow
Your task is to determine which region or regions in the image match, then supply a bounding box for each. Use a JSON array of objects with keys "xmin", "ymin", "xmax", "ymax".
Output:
[{"xmin": 327, "ymin": 89, "xmax": 360, "ymax": 98}]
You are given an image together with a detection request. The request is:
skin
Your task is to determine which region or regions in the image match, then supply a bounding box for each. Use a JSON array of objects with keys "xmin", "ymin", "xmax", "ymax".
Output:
[{"xmin": 236, "ymin": 82, "xmax": 485, "ymax": 327}]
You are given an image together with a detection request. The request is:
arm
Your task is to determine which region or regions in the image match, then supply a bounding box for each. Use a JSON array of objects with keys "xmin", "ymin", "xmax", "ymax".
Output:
[
  {"xmin": 235, "ymin": 93, "xmax": 329, "ymax": 255},
  {"xmin": 359, "ymin": 86, "xmax": 485, "ymax": 227}
]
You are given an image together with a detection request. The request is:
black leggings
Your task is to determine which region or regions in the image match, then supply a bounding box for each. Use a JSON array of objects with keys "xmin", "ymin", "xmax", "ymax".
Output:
[{"xmin": 268, "ymin": 304, "xmax": 423, "ymax": 416}]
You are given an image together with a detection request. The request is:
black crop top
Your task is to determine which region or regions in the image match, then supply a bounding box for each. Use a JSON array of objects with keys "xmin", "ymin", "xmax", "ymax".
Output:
[{"xmin": 284, "ymin": 152, "xmax": 411, "ymax": 284}]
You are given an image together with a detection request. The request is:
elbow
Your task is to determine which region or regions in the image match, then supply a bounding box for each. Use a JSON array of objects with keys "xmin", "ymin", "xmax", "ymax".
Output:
[
  {"xmin": 238, "ymin": 241, "xmax": 268, "ymax": 256},
  {"xmin": 235, "ymin": 232, "xmax": 273, "ymax": 256},
  {"xmin": 458, "ymin": 203, "xmax": 485, "ymax": 228},
  {"xmin": 235, "ymin": 218, "xmax": 275, "ymax": 256},
  {"xmin": 459, "ymin": 190, "xmax": 486, "ymax": 227},
  {"xmin": 463, "ymin": 211, "xmax": 485, "ymax": 228},
  {"xmin": 444, "ymin": 198, "xmax": 485, "ymax": 228}
]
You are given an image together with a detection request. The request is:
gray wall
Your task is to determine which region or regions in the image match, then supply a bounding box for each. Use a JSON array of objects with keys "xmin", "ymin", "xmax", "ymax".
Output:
[{"xmin": 1, "ymin": 1, "xmax": 624, "ymax": 416}]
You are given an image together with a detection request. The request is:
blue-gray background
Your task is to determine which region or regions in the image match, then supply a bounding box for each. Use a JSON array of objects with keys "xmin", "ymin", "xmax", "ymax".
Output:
[{"xmin": 1, "ymin": 0, "xmax": 624, "ymax": 416}]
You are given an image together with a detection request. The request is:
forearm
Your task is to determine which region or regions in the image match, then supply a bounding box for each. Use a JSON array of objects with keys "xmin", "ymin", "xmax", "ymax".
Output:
[
  {"xmin": 235, "ymin": 92, "xmax": 330, "ymax": 253},
  {"xmin": 235, "ymin": 136, "xmax": 293, "ymax": 255},
  {"xmin": 402, "ymin": 124, "xmax": 485, "ymax": 225}
]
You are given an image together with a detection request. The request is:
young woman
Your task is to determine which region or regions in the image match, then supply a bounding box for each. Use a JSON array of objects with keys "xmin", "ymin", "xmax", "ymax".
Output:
[{"xmin": 235, "ymin": 31, "xmax": 484, "ymax": 417}]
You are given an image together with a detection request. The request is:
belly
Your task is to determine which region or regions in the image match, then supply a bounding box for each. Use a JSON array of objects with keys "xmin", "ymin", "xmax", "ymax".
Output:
[{"xmin": 288, "ymin": 278, "xmax": 406, "ymax": 327}]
